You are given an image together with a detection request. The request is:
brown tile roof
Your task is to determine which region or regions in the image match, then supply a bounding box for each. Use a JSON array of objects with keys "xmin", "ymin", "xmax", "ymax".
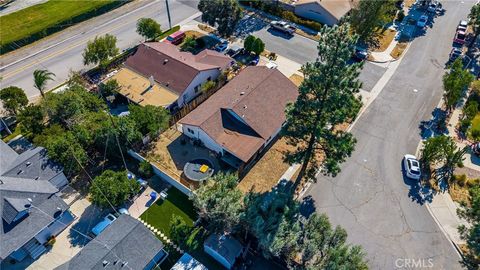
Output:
[
  {"xmin": 179, "ymin": 66, "xmax": 298, "ymax": 162},
  {"xmin": 125, "ymin": 42, "xmax": 233, "ymax": 95},
  {"xmin": 296, "ymin": 0, "xmax": 355, "ymax": 20}
]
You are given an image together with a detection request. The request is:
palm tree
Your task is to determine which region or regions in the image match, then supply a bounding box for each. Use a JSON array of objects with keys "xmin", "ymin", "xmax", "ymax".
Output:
[{"xmin": 33, "ymin": 69, "xmax": 55, "ymax": 98}]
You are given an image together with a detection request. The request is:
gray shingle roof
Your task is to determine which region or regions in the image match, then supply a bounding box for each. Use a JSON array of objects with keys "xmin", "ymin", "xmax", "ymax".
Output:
[
  {"xmin": 0, "ymin": 140, "xmax": 69, "ymax": 260},
  {"xmin": 56, "ymin": 215, "xmax": 165, "ymax": 270}
]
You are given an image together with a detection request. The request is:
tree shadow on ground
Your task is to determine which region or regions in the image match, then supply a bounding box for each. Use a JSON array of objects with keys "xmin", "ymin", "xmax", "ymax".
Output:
[
  {"xmin": 68, "ymin": 204, "xmax": 107, "ymax": 247},
  {"xmin": 401, "ymin": 161, "xmax": 436, "ymax": 205}
]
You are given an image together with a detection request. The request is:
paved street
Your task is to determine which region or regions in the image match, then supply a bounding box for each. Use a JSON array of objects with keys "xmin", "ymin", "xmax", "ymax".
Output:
[
  {"xmin": 304, "ymin": 1, "xmax": 476, "ymax": 269},
  {"xmin": 0, "ymin": 0, "xmax": 200, "ymax": 100}
]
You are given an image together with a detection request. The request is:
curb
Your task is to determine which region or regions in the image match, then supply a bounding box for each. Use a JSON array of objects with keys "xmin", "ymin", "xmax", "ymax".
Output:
[{"xmin": 425, "ymin": 203, "xmax": 463, "ymax": 258}]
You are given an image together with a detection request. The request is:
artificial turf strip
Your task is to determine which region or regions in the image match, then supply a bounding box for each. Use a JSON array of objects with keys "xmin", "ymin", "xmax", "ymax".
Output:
[{"xmin": 140, "ymin": 188, "xmax": 197, "ymax": 238}]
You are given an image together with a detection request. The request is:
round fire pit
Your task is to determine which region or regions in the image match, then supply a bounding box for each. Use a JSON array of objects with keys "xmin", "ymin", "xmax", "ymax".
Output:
[{"xmin": 183, "ymin": 159, "xmax": 215, "ymax": 182}]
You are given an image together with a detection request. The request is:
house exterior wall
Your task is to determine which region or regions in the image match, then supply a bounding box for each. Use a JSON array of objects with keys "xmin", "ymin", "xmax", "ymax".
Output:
[
  {"xmin": 178, "ymin": 69, "xmax": 221, "ymax": 106},
  {"xmin": 179, "ymin": 124, "xmax": 224, "ymax": 154},
  {"xmin": 204, "ymin": 245, "xmax": 233, "ymax": 269},
  {"xmin": 294, "ymin": 3, "xmax": 339, "ymax": 25}
]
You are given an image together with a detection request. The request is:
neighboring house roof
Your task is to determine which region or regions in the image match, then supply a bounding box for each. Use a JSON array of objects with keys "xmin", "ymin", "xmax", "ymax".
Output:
[
  {"xmin": 295, "ymin": 0, "xmax": 355, "ymax": 20},
  {"xmin": 204, "ymin": 234, "xmax": 243, "ymax": 266},
  {"xmin": 0, "ymin": 140, "xmax": 70, "ymax": 260},
  {"xmin": 125, "ymin": 42, "xmax": 233, "ymax": 95},
  {"xmin": 171, "ymin": 253, "xmax": 207, "ymax": 270},
  {"xmin": 109, "ymin": 68, "xmax": 179, "ymax": 107},
  {"xmin": 179, "ymin": 66, "xmax": 298, "ymax": 162},
  {"xmin": 56, "ymin": 214, "xmax": 165, "ymax": 270}
]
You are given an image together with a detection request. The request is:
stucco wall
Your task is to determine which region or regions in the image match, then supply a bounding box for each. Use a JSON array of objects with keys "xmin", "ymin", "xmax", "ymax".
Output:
[
  {"xmin": 178, "ymin": 69, "xmax": 221, "ymax": 106},
  {"xmin": 180, "ymin": 124, "xmax": 224, "ymax": 154}
]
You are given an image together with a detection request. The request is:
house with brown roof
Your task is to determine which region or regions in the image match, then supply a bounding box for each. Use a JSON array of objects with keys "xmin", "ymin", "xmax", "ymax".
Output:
[
  {"xmin": 294, "ymin": 0, "xmax": 355, "ymax": 25},
  {"xmin": 177, "ymin": 66, "xmax": 298, "ymax": 170},
  {"xmin": 122, "ymin": 42, "xmax": 234, "ymax": 108}
]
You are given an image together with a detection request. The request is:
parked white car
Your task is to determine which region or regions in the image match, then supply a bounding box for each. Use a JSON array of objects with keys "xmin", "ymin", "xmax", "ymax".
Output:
[{"xmin": 403, "ymin": 154, "xmax": 421, "ymax": 180}]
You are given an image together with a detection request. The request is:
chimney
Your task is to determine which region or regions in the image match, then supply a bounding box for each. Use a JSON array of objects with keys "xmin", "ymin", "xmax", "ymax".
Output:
[{"xmin": 149, "ymin": 75, "xmax": 155, "ymax": 87}]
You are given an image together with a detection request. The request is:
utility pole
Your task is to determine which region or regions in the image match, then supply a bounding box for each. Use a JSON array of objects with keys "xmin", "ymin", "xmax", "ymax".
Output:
[{"xmin": 165, "ymin": 0, "xmax": 172, "ymax": 30}]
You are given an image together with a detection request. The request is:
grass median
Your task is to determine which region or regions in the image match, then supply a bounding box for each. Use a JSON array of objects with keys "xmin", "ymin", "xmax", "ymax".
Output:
[{"xmin": 0, "ymin": 0, "xmax": 128, "ymax": 54}]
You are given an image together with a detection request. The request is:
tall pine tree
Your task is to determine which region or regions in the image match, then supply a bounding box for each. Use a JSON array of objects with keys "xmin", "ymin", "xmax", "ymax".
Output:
[{"xmin": 283, "ymin": 23, "xmax": 363, "ymax": 191}]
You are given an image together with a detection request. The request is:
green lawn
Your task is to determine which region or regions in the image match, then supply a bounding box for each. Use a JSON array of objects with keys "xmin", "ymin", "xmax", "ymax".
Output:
[
  {"xmin": 0, "ymin": 0, "xmax": 122, "ymax": 52},
  {"xmin": 140, "ymin": 188, "xmax": 197, "ymax": 238},
  {"xmin": 469, "ymin": 114, "xmax": 480, "ymax": 140}
]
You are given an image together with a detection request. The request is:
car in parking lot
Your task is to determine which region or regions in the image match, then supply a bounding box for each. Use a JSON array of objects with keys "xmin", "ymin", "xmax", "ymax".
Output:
[
  {"xmin": 457, "ymin": 20, "xmax": 468, "ymax": 32},
  {"xmin": 403, "ymin": 154, "xmax": 421, "ymax": 180},
  {"xmin": 270, "ymin": 21, "xmax": 296, "ymax": 35},
  {"xmin": 454, "ymin": 30, "xmax": 467, "ymax": 45},
  {"xmin": 427, "ymin": 1, "xmax": 439, "ymax": 13},
  {"xmin": 417, "ymin": 15, "xmax": 428, "ymax": 28},
  {"xmin": 449, "ymin": 48, "xmax": 462, "ymax": 62}
]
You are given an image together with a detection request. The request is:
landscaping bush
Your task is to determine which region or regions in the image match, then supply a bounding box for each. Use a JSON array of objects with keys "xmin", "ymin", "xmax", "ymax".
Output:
[
  {"xmin": 469, "ymin": 114, "xmax": 480, "ymax": 140},
  {"xmin": 453, "ymin": 174, "xmax": 468, "ymax": 187},
  {"xmin": 467, "ymin": 178, "xmax": 480, "ymax": 188},
  {"xmin": 138, "ymin": 160, "xmax": 153, "ymax": 178}
]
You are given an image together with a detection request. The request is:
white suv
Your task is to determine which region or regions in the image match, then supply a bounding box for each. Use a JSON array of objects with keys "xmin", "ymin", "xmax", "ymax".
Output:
[{"xmin": 404, "ymin": 154, "xmax": 421, "ymax": 180}]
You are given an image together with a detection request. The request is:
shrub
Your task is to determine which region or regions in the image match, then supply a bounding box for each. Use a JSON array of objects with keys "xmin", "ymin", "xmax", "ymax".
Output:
[
  {"xmin": 138, "ymin": 160, "xmax": 153, "ymax": 178},
  {"xmin": 467, "ymin": 178, "xmax": 480, "ymax": 188},
  {"xmin": 453, "ymin": 174, "xmax": 468, "ymax": 187}
]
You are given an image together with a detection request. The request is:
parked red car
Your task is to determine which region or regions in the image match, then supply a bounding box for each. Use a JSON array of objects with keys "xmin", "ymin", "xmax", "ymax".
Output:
[
  {"xmin": 163, "ymin": 31, "xmax": 185, "ymax": 45},
  {"xmin": 454, "ymin": 30, "xmax": 466, "ymax": 45}
]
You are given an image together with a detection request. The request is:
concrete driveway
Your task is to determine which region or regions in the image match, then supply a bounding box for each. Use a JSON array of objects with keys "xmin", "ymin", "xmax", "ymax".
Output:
[
  {"xmin": 2, "ymin": 197, "xmax": 106, "ymax": 270},
  {"xmin": 303, "ymin": 1, "xmax": 476, "ymax": 269}
]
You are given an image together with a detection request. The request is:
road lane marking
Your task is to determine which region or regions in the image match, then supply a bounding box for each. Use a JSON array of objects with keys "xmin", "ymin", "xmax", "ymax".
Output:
[{"xmin": 1, "ymin": 18, "xmax": 137, "ymax": 79}]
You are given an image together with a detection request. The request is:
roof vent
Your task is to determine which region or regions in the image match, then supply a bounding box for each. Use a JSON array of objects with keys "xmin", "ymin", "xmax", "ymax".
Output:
[
  {"xmin": 27, "ymin": 198, "xmax": 33, "ymax": 203},
  {"xmin": 243, "ymin": 105, "xmax": 247, "ymax": 109},
  {"xmin": 26, "ymin": 162, "xmax": 31, "ymax": 167},
  {"xmin": 0, "ymin": 180, "xmax": 3, "ymax": 185},
  {"xmin": 103, "ymin": 260, "xmax": 110, "ymax": 267},
  {"xmin": 17, "ymin": 170, "xmax": 23, "ymax": 175},
  {"xmin": 240, "ymin": 91, "xmax": 245, "ymax": 95},
  {"xmin": 121, "ymin": 261, "xmax": 129, "ymax": 267},
  {"xmin": 35, "ymin": 176, "xmax": 40, "ymax": 180},
  {"xmin": 163, "ymin": 59, "xmax": 169, "ymax": 65}
]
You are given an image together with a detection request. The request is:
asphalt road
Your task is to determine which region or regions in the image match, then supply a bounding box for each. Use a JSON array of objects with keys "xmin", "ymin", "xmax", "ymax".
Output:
[
  {"xmin": 0, "ymin": 0, "xmax": 200, "ymax": 100},
  {"xmin": 304, "ymin": 1, "xmax": 476, "ymax": 269}
]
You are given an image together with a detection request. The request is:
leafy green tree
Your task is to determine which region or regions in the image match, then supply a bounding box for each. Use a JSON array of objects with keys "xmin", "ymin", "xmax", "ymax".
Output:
[
  {"xmin": 100, "ymin": 79, "xmax": 121, "ymax": 97},
  {"xmin": 138, "ymin": 160, "xmax": 153, "ymax": 178},
  {"xmin": 443, "ymin": 59, "xmax": 475, "ymax": 112},
  {"xmin": 283, "ymin": 24, "xmax": 363, "ymax": 190},
  {"xmin": 200, "ymin": 80, "xmax": 216, "ymax": 93},
  {"xmin": 136, "ymin": 18, "xmax": 162, "ymax": 41},
  {"xmin": 180, "ymin": 36, "xmax": 197, "ymax": 52},
  {"xmin": 170, "ymin": 215, "xmax": 193, "ymax": 250},
  {"xmin": 0, "ymin": 86, "xmax": 28, "ymax": 115},
  {"xmin": 469, "ymin": 3, "xmax": 480, "ymax": 38},
  {"xmin": 17, "ymin": 104, "xmax": 45, "ymax": 135},
  {"xmin": 252, "ymin": 37, "xmax": 265, "ymax": 55},
  {"xmin": 244, "ymin": 35, "xmax": 256, "ymax": 53},
  {"xmin": 34, "ymin": 125, "xmax": 87, "ymax": 174},
  {"xmin": 198, "ymin": 0, "xmax": 242, "ymax": 37},
  {"xmin": 421, "ymin": 135, "xmax": 467, "ymax": 181},
  {"xmin": 128, "ymin": 104, "xmax": 170, "ymax": 137},
  {"xmin": 42, "ymin": 85, "xmax": 106, "ymax": 129},
  {"xmin": 89, "ymin": 170, "xmax": 140, "ymax": 208},
  {"xmin": 83, "ymin": 34, "xmax": 119, "ymax": 69},
  {"xmin": 458, "ymin": 186, "xmax": 480, "ymax": 268},
  {"xmin": 192, "ymin": 173, "xmax": 243, "ymax": 234},
  {"xmin": 33, "ymin": 69, "xmax": 55, "ymax": 98},
  {"xmin": 349, "ymin": 0, "xmax": 397, "ymax": 44}
]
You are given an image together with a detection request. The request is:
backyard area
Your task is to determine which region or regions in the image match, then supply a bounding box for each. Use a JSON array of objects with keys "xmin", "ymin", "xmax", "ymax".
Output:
[
  {"xmin": 139, "ymin": 187, "xmax": 225, "ymax": 270},
  {"xmin": 0, "ymin": 0, "xmax": 124, "ymax": 52},
  {"xmin": 142, "ymin": 128, "xmax": 224, "ymax": 190}
]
